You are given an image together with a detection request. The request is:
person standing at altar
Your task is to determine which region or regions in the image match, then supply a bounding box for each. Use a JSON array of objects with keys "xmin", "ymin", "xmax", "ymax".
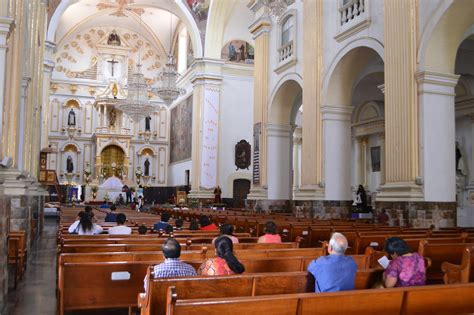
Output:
[
  {"xmin": 122, "ymin": 185, "xmax": 132, "ymax": 204},
  {"xmin": 213, "ymin": 186, "xmax": 222, "ymax": 204}
]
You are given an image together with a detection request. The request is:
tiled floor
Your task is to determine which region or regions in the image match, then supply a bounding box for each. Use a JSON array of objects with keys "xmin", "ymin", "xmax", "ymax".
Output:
[{"xmin": 5, "ymin": 218, "xmax": 58, "ymax": 315}]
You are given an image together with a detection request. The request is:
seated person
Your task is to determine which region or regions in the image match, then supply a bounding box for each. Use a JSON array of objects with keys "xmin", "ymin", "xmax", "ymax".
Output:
[
  {"xmin": 68, "ymin": 212, "xmax": 103, "ymax": 235},
  {"xmin": 116, "ymin": 193, "xmax": 125, "ymax": 205},
  {"xmin": 307, "ymin": 232, "xmax": 357, "ymax": 293},
  {"xmin": 174, "ymin": 219, "xmax": 184, "ymax": 230},
  {"xmin": 104, "ymin": 204, "xmax": 118, "ymax": 222},
  {"xmin": 189, "ymin": 219, "xmax": 199, "ymax": 231},
  {"xmin": 153, "ymin": 212, "xmax": 172, "ymax": 232},
  {"xmin": 138, "ymin": 225, "xmax": 148, "ymax": 235},
  {"xmin": 164, "ymin": 225, "xmax": 174, "ymax": 235},
  {"xmin": 108, "ymin": 213, "xmax": 132, "ymax": 235},
  {"xmin": 383, "ymin": 237, "xmax": 426, "ymax": 288},
  {"xmin": 83, "ymin": 205, "xmax": 97, "ymax": 223},
  {"xmin": 377, "ymin": 208, "xmax": 390, "ymax": 225},
  {"xmin": 144, "ymin": 238, "xmax": 197, "ymax": 290},
  {"xmin": 258, "ymin": 221, "xmax": 282, "ymax": 243},
  {"xmin": 199, "ymin": 215, "xmax": 218, "ymax": 231},
  {"xmin": 99, "ymin": 201, "xmax": 110, "ymax": 209},
  {"xmin": 214, "ymin": 223, "xmax": 239, "ymax": 244},
  {"xmin": 198, "ymin": 236, "xmax": 245, "ymax": 276}
]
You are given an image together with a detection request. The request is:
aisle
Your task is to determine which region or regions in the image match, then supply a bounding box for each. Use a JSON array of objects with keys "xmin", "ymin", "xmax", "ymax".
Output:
[{"xmin": 5, "ymin": 217, "xmax": 57, "ymax": 315}]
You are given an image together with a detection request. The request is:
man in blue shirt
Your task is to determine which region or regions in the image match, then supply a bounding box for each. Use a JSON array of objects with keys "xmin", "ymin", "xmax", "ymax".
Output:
[
  {"xmin": 104, "ymin": 204, "xmax": 117, "ymax": 222},
  {"xmin": 307, "ymin": 232, "xmax": 357, "ymax": 293},
  {"xmin": 153, "ymin": 212, "xmax": 172, "ymax": 231}
]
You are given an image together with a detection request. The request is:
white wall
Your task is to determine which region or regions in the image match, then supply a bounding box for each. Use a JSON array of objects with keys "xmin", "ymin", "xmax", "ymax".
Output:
[
  {"xmin": 168, "ymin": 160, "xmax": 192, "ymax": 187},
  {"xmin": 222, "ymin": 1, "xmax": 255, "ymax": 46},
  {"xmin": 218, "ymin": 69, "xmax": 254, "ymax": 198}
]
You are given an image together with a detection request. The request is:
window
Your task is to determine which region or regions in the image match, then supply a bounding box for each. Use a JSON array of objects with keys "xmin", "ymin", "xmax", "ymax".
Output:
[{"xmin": 281, "ymin": 16, "xmax": 293, "ymax": 46}]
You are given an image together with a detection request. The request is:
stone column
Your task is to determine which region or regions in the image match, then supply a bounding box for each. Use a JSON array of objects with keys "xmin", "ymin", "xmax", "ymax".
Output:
[
  {"xmin": 0, "ymin": 17, "xmax": 13, "ymax": 156},
  {"xmin": 17, "ymin": 77, "xmax": 31, "ymax": 171},
  {"xmin": 322, "ymin": 105, "xmax": 352, "ymax": 200},
  {"xmin": 379, "ymin": 133, "xmax": 386, "ymax": 186},
  {"xmin": 41, "ymin": 41, "xmax": 55, "ymax": 149},
  {"xmin": 354, "ymin": 137, "xmax": 362, "ymax": 187},
  {"xmin": 296, "ymin": 0, "xmax": 325, "ymax": 200},
  {"xmin": 188, "ymin": 59, "xmax": 223, "ymax": 200},
  {"xmin": 378, "ymin": 0, "xmax": 422, "ymax": 200},
  {"xmin": 292, "ymin": 127, "xmax": 302, "ymax": 192},
  {"xmin": 247, "ymin": 4, "xmax": 271, "ymax": 200},
  {"xmin": 361, "ymin": 137, "xmax": 368, "ymax": 187},
  {"xmin": 416, "ymin": 71, "xmax": 459, "ymax": 201}
]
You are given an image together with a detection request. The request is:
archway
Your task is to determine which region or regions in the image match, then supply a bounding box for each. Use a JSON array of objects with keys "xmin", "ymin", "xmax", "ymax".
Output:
[
  {"xmin": 100, "ymin": 145, "xmax": 126, "ymax": 178},
  {"xmin": 267, "ymin": 78, "xmax": 303, "ymax": 200},
  {"xmin": 322, "ymin": 46, "xmax": 384, "ymax": 201}
]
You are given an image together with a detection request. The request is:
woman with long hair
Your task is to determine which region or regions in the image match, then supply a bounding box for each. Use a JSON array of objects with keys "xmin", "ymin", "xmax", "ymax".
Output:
[
  {"xmin": 68, "ymin": 211, "xmax": 103, "ymax": 235},
  {"xmin": 198, "ymin": 236, "xmax": 245, "ymax": 275}
]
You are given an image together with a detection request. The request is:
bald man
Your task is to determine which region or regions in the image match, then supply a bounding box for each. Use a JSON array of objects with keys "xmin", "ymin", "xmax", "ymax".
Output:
[{"xmin": 307, "ymin": 232, "xmax": 357, "ymax": 293}]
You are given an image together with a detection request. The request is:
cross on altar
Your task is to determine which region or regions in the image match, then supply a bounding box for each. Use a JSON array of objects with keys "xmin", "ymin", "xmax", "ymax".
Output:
[{"xmin": 107, "ymin": 58, "xmax": 119, "ymax": 77}]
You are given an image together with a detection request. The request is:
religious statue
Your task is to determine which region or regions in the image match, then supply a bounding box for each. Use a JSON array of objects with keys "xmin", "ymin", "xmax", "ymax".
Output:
[
  {"xmin": 66, "ymin": 156, "xmax": 74, "ymax": 173},
  {"xmin": 228, "ymin": 43, "xmax": 236, "ymax": 61},
  {"xmin": 145, "ymin": 116, "xmax": 151, "ymax": 132},
  {"xmin": 67, "ymin": 109, "xmax": 76, "ymax": 126},
  {"xmin": 109, "ymin": 108, "xmax": 117, "ymax": 127},
  {"xmin": 213, "ymin": 186, "xmax": 222, "ymax": 204},
  {"xmin": 235, "ymin": 140, "xmax": 251, "ymax": 170},
  {"xmin": 107, "ymin": 30, "xmax": 121, "ymax": 46},
  {"xmin": 144, "ymin": 158, "xmax": 150, "ymax": 176},
  {"xmin": 456, "ymin": 141, "xmax": 468, "ymax": 175}
]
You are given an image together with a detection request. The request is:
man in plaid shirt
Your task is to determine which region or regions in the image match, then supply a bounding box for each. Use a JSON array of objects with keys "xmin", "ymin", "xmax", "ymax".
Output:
[{"xmin": 144, "ymin": 238, "xmax": 197, "ymax": 291}]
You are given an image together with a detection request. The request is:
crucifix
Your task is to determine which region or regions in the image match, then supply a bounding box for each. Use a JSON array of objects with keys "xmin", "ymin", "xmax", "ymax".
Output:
[{"xmin": 107, "ymin": 58, "xmax": 119, "ymax": 77}]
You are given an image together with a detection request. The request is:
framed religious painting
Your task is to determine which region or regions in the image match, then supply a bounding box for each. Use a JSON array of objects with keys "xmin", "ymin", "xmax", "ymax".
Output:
[{"xmin": 235, "ymin": 140, "xmax": 251, "ymax": 170}]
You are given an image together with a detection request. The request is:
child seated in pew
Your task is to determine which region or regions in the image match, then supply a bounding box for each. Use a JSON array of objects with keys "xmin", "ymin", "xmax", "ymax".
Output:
[
  {"xmin": 199, "ymin": 215, "xmax": 218, "ymax": 231},
  {"xmin": 383, "ymin": 237, "xmax": 426, "ymax": 288},
  {"xmin": 108, "ymin": 213, "xmax": 132, "ymax": 235},
  {"xmin": 144, "ymin": 238, "xmax": 197, "ymax": 291},
  {"xmin": 189, "ymin": 219, "xmax": 199, "ymax": 231},
  {"xmin": 174, "ymin": 219, "xmax": 184, "ymax": 230},
  {"xmin": 198, "ymin": 236, "xmax": 245, "ymax": 276},
  {"xmin": 258, "ymin": 221, "xmax": 282, "ymax": 244},
  {"xmin": 154, "ymin": 212, "xmax": 172, "ymax": 232},
  {"xmin": 138, "ymin": 225, "xmax": 148, "ymax": 235},
  {"xmin": 68, "ymin": 211, "xmax": 103, "ymax": 235},
  {"xmin": 213, "ymin": 224, "xmax": 239, "ymax": 244}
]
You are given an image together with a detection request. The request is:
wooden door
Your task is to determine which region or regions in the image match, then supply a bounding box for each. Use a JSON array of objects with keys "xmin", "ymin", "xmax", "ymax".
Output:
[{"xmin": 233, "ymin": 179, "xmax": 251, "ymax": 208}]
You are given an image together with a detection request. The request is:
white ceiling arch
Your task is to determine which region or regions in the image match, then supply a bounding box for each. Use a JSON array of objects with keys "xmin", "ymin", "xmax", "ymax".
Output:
[{"xmin": 47, "ymin": 0, "xmax": 203, "ymax": 57}]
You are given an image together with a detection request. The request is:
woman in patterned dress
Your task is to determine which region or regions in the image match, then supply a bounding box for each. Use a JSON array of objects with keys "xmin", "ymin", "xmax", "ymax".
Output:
[{"xmin": 198, "ymin": 236, "xmax": 245, "ymax": 276}]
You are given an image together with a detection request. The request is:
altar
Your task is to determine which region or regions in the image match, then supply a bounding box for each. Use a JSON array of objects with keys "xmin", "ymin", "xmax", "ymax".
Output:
[{"xmin": 85, "ymin": 176, "xmax": 125, "ymax": 202}]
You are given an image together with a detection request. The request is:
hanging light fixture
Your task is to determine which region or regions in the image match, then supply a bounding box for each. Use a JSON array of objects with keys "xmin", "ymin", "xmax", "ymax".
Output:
[
  {"xmin": 153, "ymin": 5, "xmax": 184, "ymax": 106},
  {"xmin": 116, "ymin": 12, "xmax": 156, "ymax": 122},
  {"xmin": 262, "ymin": 0, "xmax": 288, "ymax": 19}
]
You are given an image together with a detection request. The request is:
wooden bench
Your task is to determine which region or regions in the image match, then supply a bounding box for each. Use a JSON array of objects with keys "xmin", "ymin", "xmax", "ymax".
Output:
[
  {"xmin": 165, "ymin": 283, "xmax": 474, "ymax": 315},
  {"xmin": 8, "ymin": 230, "xmax": 27, "ymax": 287},
  {"xmin": 442, "ymin": 245, "xmax": 474, "ymax": 284}
]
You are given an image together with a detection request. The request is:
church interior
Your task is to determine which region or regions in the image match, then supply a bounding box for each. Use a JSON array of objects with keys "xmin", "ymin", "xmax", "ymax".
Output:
[{"xmin": 2, "ymin": 0, "xmax": 474, "ymax": 314}]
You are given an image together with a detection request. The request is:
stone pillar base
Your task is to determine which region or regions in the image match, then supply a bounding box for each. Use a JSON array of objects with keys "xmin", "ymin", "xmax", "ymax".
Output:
[
  {"xmin": 247, "ymin": 186, "xmax": 268, "ymax": 200},
  {"xmin": 293, "ymin": 185, "xmax": 325, "ymax": 200},
  {"xmin": 293, "ymin": 200, "xmax": 352, "ymax": 219},
  {"xmin": 374, "ymin": 201, "xmax": 456, "ymax": 228},
  {"xmin": 376, "ymin": 182, "xmax": 424, "ymax": 202},
  {"xmin": 0, "ymin": 195, "xmax": 11, "ymax": 313}
]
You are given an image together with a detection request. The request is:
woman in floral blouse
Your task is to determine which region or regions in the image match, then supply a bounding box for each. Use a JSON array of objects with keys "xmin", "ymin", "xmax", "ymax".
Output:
[
  {"xmin": 198, "ymin": 236, "xmax": 245, "ymax": 276},
  {"xmin": 383, "ymin": 237, "xmax": 426, "ymax": 288}
]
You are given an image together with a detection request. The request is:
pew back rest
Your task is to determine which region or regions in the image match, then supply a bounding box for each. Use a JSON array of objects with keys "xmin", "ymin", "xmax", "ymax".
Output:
[{"xmin": 418, "ymin": 241, "xmax": 469, "ymax": 275}]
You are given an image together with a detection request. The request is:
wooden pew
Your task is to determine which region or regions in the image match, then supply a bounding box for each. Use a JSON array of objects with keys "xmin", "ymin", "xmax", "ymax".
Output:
[
  {"xmin": 442, "ymin": 245, "xmax": 474, "ymax": 284},
  {"xmin": 165, "ymin": 283, "xmax": 474, "ymax": 315},
  {"xmin": 418, "ymin": 241, "xmax": 472, "ymax": 283}
]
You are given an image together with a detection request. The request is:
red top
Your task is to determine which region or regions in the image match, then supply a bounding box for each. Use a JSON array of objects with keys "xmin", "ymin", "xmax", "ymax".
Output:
[
  {"xmin": 198, "ymin": 257, "xmax": 234, "ymax": 276},
  {"xmin": 200, "ymin": 223, "xmax": 218, "ymax": 231}
]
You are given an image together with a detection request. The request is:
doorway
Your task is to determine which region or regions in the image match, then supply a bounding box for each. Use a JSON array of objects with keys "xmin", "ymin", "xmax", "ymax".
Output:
[{"xmin": 233, "ymin": 179, "xmax": 251, "ymax": 208}]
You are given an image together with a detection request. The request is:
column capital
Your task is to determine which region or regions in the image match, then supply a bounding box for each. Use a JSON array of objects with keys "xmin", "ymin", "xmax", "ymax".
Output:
[
  {"xmin": 0, "ymin": 17, "xmax": 13, "ymax": 48},
  {"xmin": 415, "ymin": 71, "xmax": 460, "ymax": 96},
  {"xmin": 321, "ymin": 105, "xmax": 352, "ymax": 122},
  {"xmin": 189, "ymin": 58, "xmax": 224, "ymax": 86},
  {"xmin": 249, "ymin": 16, "xmax": 272, "ymax": 39}
]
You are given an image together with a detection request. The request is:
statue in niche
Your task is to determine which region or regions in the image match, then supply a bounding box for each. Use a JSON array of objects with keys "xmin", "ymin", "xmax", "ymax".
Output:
[
  {"xmin": 144, "ymin": 158, "xmax": 150, "ymax": 176},
  {"xmin": 67, "ymin": 108, "xmax": 76, "ymax": 126},
  {"xmin": 66, "ymin": 156, "xmax": 74, "ymax": 173},
  {"xmin": 109, "ymin": 108, "xmax": 117, "ymax": 127},
  {"xmin": 456, "ymin": 141, "xmax": 468, "ymax": 176},
  {"xmin": 145, "ymin": 116, "xmax": 151, "ymax": 132},
  {"xmin": 107, "ymin": 30, "xmax": 121, "ymax": 46}
]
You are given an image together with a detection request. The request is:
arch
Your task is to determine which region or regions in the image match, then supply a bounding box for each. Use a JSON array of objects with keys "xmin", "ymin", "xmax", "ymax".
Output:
[
  {"xmin": 138, "ymin": 146, "xmax": 156, "ymax": 156},
  {"xmin": 61, "ymin": 143, "xmax": 81, "ymax": 153},
  {"xmin": 418, "ymin": 0, "xmax": 474, "ymax": 74},
  {"xmin": 205, "ymin": 0, "xmax": 238, "ymax": 58},
  {"xmin": 100, "ymin": 143, "xmax": 126, "ymax": 156},
  {"xmin": 47, "ymin": 0, "xmax": 203, "ymax": 58},
  {"xmin": 64, "ymin": 98, "xmax": 81, "ymax": 109},
  {"xmin": 268, "ymin": 73, "xmax": 303, "ymax": 125},
  {"xmin": 322, "ymin": 40, "xmax": 384, "ymax": 106},
  {"xmin": 353, "ymin": 101, "xmax": 384, "ymax": 124}
]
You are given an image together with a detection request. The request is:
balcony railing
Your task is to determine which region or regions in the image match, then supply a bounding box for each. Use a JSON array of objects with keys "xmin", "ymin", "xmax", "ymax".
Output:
[
  {"xmin": 339, "ymin": 0, "xmax": 366, "ymax": 26},
  {"xmin": 278, "ymin": 40, "xmax": 294, "ymax": 63}
]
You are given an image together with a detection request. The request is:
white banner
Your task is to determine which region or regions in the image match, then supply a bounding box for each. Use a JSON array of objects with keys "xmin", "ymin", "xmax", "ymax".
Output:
[{"xmin": 200, "ymin": 86, "xmax": 220, "ymax": 189}]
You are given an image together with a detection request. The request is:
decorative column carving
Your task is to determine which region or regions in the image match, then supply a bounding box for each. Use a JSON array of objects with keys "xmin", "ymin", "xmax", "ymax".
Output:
[
  {"xmin": 293, "ymin": 127, "xmax": 302, "ymax": 192},
  {"xmin": 17, "ymin": 77, "xmax": 31, "ymax": 171},
  {"xmin": 41, "ymin": 41, "xmax": 56, "ymax": 150},
  {"xmin": 361, "ymin": 137, "xmax": 368, "ymax": 188},
  {"xmin": 378, "ymin": 0, "xmax": 422, "ymax": 201},
  {"xmin": 296, "ymin": 0, "xmax": 325, "ymax": 200},
  {"xmin": 247, "ymin": 5, "xmax": 271, "ymax": 200}
]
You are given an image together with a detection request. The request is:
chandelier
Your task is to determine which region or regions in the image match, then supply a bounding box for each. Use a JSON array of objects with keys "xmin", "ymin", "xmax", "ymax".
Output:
[
  {"xmin": 153, "ymin": 54, "xmax": 185, "ymax": 106},
  {"xmin": 262, "ymin": 0, "xmax": 288, "ymax": 19},
  {"xmin": 116, "ymin": 64, "xmax": 156, "ymax": 122}
]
